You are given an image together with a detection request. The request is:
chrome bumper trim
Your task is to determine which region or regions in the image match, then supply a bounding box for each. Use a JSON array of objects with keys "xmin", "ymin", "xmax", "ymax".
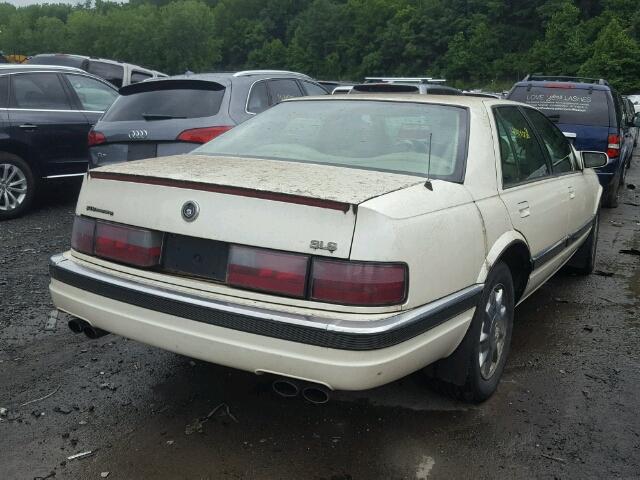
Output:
[{"xmin": 49, "ymin": 254, "xmax": 482, "ymax": 350}]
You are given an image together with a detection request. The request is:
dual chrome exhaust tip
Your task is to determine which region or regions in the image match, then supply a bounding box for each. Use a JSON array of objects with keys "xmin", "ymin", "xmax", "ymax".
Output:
[
  {"xmin": 67, "ymin": 318, "xmax": 109, "ymax": 339},
  {"xmin": 272, "ymin": 378, "xmax": 331, "ymax": 404}
]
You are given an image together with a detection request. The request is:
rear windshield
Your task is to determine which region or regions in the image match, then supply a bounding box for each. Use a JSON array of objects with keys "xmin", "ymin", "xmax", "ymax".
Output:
[
  {"xmin": 194, "ymin": 99, "xmax": 469, "ymax": 182},
  {"xmin": 102, "ymin": 86, "xmax": 225, "ymax": 121},
  {"xmin": 509, "ymin": 85, "xmax": 610, "ymax": 127}
]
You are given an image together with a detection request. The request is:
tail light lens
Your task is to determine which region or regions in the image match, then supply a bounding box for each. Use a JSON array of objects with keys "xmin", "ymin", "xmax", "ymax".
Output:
[
  {"xmin": 94, "ymin": 222, "xmax": 163, "ymax": 267},
  {"xmin": 176, "ymin": 126, "xmax": 233, "ymax": 144},
  {"xmin": 227, "ymin": 245, "xmax": 309, "ymax": 297},
  {"xmin": 88, "ymin": 130, "xmax": 106, "ymax": 147},
  {"xmin": 310, "ymin": 259, "xmax": 407, "ymax": 306},
  {"xmin": 71, "ymin": 216, "xmax": 96, "ymax": 254},
  {"xmin": 607, "ymin": 134, "xmax": 620, "ymax": 158}
]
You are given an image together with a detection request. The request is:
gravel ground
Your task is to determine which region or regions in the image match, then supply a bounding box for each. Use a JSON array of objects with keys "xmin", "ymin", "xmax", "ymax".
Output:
[{"xmin": 1, "ymin": 157, "xmax": 639, "ymax": 480}]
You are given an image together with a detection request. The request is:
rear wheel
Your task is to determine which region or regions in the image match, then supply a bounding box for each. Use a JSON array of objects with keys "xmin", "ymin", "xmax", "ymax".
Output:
[
  {"xmin": 0, "ymin": 153, "xmax": 36, "ymax": 220},
  {"xmin": 427, "ymin": 262, "xmax": 514, "ymax": 402}
]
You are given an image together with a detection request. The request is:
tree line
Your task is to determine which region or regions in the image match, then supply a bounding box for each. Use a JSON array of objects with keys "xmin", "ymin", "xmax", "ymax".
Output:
[{"xmin": 1, "ymin": 0, "xmax": 639, "ymax": 93}]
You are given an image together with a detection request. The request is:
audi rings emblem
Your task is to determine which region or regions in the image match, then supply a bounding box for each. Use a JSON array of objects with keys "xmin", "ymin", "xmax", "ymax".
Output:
[
  {"xmin": 181, "ymin": 201, "xmax": 199, "ymax": 222},
  {"xmin": 128, "ymin": 129, "xmax": 148, "ymax": 140}
]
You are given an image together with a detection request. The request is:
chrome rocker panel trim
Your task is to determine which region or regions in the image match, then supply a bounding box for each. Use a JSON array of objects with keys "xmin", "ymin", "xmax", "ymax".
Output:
[{"xmin": 50, "ymin": 254, "xmax": 483, "ymax": 351}]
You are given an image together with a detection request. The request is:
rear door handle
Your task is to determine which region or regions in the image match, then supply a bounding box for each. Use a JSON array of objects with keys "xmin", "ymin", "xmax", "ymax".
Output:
[
  {"xmin": 517, "ymin": 201, "xmax": 530, "ymax": 218},
  {"xmin": 19, "ymin": 124, "xmax": 38, "ymax": 130},
  {"xmin": 568, "ymin": 186, "xmax": 576, "ymax": 199}
]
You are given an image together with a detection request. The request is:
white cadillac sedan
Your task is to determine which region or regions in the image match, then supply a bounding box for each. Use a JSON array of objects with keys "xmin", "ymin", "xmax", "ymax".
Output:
[{"xmin": 49, "ymin": 95, "xmax": 606, "ymax": 402}]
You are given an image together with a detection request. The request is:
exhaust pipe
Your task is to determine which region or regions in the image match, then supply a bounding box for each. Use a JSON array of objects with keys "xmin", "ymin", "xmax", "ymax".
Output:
[
  {"xmin": 67, "ymin": 318, "xmax": 109, "ymax": 339},
  {"xmin": 271, "ymin": 377, "xmax": 331, "ymax": 404},
  {"xmin": 83, "ymin": 325, "xmax": 109, "ymax": 339},
  {"xmin": 301, "ymin": 385, "xmax": 330, "ymax": 405},
  {"xmin": 68, "ymin": 318, "xmax": 85, "ymax": 334},
  {"xmin": 272, "ymin": 379, "xmax": 300, "ymax": 398}
]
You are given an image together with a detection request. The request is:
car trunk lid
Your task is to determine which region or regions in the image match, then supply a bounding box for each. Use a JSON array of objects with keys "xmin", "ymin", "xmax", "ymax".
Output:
[{"xmin": 78, "ymin": 154, "xmax": 425, "ymax": 259}]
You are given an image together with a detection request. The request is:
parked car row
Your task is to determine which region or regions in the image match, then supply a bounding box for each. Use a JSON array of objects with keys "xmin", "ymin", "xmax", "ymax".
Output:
[
  {"xmin": 48, "ymin": 86, "xmax": 631, "ymax": 403},
  {"xmin": 2, "ymin": 61, "xmax": 637, "ymax": 402}
]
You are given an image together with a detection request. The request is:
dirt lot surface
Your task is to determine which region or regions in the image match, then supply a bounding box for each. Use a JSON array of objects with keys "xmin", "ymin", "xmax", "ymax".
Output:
[{"xmin": 1, "ymin": 157, "xmax": 639, "ymax": 480}]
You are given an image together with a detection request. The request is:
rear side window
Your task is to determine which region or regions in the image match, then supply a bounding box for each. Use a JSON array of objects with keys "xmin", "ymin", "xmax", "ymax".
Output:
[
  {"xmin": 11, "ymin": 73, "xmax": 71, "ymax": 110},
  {"xmin": 494, "ymin": 106, "xmax": 550, "ymax": 186},
  {"xmin": 66, "ymin": 74, "xmax": 118, "ymax": 111},
  {"xmin": 247, "ymin": 80, "xmax": 269, "ymax": 114},
  {"xmin": 102, "ymin": 84, "xmax": 225, "ymax": 121},
  {"xmin": 523, "ymin": 108, "xmax": 576, "ymax": 174},
  {"xmin": 509, "ymin": 85, "xmax": 610, "ymax": 127},
  {"xmin": 268, "ymin": 79, "xmax": 303, "ymax": 103},
  {"xmin": 300, "ymin": 81, "xmax": 328, "ymax": 96},
  {"xmin": 88, "ymin": 61, "xmax": 124, "ymax": 88},
  {"xmin": 130, "ymin": 71, "xmax": 152, "ymax": 84},
  {"xmin": 0, "ymin": 76, "xmax": 8, "ymax": 108}
]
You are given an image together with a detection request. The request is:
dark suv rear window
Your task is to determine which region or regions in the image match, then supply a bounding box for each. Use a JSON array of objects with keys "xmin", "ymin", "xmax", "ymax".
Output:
[
  {"xmin": 102, "ymin": 83, "xmax": 225, "ymax": 121},
  {"xmin": 509, "ymin": 85, "xmax": 610, "ymax": 127}
]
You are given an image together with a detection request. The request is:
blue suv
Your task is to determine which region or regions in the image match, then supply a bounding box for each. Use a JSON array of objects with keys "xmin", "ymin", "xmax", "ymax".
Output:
[{"xmin": 508, "ymin": 75, "xmax": 635, "ymax": 207}]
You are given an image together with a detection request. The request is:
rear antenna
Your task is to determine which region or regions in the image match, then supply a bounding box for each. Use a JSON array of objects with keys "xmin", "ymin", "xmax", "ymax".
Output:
[{"xmin": 425, "ymin": 132, "xmax": 433, "ymax": 191}]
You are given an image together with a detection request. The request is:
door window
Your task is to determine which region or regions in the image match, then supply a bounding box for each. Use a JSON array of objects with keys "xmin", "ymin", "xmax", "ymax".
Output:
[
  {"xmin": 88, "ymin": 61, "xmax": 124, "ymax": 88},
  {"xmin": 494, "ymin": 107, "xmax": 550, "ymax": 187},
  {"xmin": 247, "ymin": 80, "xmax": 269, "ymax": 114},
  {"xmin": 11, "ymin": 73, "xmax": 71, "ymax": 110},
  {"xmin": 268, "ymin": 79, "xmax": 303, "ymax": 104},
  {"xmin": 66, "ymin": 74, "xmax": 118, "ymax": 112},
  {"xmin": 523, "ymin": 108, "xmax": 576, "ymax": 174},
  {"xmin": 130, "ymin": 70, "xmax": 153, "ymax": 84}
]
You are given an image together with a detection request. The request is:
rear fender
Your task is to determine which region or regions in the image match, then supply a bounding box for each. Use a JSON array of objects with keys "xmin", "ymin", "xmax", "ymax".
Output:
[{"xmin": 476, "ymin": 231, "xmax": 530, "ymax": 285}]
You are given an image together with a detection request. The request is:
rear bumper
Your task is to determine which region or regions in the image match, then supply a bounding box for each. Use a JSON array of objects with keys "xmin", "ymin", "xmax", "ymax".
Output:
[{"xmin": 49, "ymin": 254, "xmax": 480, "ymax": 390}]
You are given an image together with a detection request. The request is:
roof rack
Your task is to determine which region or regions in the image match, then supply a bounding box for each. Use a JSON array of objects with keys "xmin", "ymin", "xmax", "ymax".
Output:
[
  {"xmin": 233, "ymin": 70, "xmax": 310, "ymax": 78},
  {"xmin": 364, "ymin": 77, "xmax": 447, "ymax": 84},
  {"xmin": 522, "ymin": 74, "xmax": 609, "ymax": 86}
]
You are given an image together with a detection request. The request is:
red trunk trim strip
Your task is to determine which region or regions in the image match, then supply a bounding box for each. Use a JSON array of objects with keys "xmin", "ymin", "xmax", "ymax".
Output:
[{"xmin": 89, "ymin": 171, "xmax": 352, "ymax": 212}]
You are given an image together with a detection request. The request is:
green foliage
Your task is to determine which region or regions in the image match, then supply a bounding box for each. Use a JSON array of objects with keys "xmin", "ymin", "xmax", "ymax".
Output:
[
  {"xmin": 0, "ymin": 0, "xmax": 639, "ymax": 92},
  {"xmin": 579, "ymin": 18, "xmax": 640, "ymax": 92}
]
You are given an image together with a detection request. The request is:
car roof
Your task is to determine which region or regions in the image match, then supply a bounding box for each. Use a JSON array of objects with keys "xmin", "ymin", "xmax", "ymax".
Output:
[
  {"xmin": 513, "ymin": 79, "xmax": 611, "ymax": 91},
  {"xmin": 286, "ymin": 93, "xmax": 516, "ymax": 108},
  {"xmin": 0, "ymin": 64, "xmax": 85, "ymax": 74}
]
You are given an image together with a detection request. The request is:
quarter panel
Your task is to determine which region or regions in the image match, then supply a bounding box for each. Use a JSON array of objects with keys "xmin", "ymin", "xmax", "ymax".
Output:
[{"xmin": 352, "ymin": 182, "xmax": 485, "ymax": 309}]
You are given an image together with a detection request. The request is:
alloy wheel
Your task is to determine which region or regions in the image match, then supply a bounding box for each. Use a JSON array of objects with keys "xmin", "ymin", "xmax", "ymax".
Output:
[
  {"xmin": 479, "ymin": 284, "xmax": 508, "ymax": 380},
  {"xmin": 0, "ymin": 163, "xmax": 28, "ymax": 212}
]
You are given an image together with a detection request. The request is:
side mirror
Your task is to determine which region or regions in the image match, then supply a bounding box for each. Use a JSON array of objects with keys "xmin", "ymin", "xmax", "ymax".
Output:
[
  {"xmin": 634, "ymin": 112, "xmax": 640, "ymax": 128},
  {"xmin": 581, "ymin": 151, "xmax": 608, "ymax": 169}
]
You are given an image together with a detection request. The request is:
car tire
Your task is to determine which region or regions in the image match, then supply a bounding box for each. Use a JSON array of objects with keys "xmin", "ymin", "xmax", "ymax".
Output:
[
  {"xmin": 427, "ymin": 262, "xmax": 514, "ymax": 403},
  {"xmin": 0, "ymin": 153, "xmax": 36, "ymax": 220},
  {"xmin": 602, "ymin": 175, "xmax": 620, "ymax": 208},
  {"xmin": 567, "ymin": 214, "xmax": 599, "ymax": 275}
]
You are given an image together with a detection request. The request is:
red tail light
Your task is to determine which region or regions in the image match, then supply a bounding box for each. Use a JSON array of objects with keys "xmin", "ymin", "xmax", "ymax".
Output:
[
  {"xmin": 94, "ymin": 222, "xmax": 162, "ymax": 267},
  {"xmin": 88, "ymin": 130, "xmax": 106, "ymax": 147},
  {"xmin": 227, "ymin": 245, "xmax": 309, "ymax": 297},
  {"xmin": 310, "ymin": 259, "xmax": 407, "ymax": 306},
  {"xmin": 176, "ymin": 126, "xmax": 233, "ymax": 144},
  {"xmin": 71, "ymin": 216, "xmax": 96, "ymax": 254},
  {"xmin": 607, "ymin": 134, "xmax": 620, "ymax": 158}
]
